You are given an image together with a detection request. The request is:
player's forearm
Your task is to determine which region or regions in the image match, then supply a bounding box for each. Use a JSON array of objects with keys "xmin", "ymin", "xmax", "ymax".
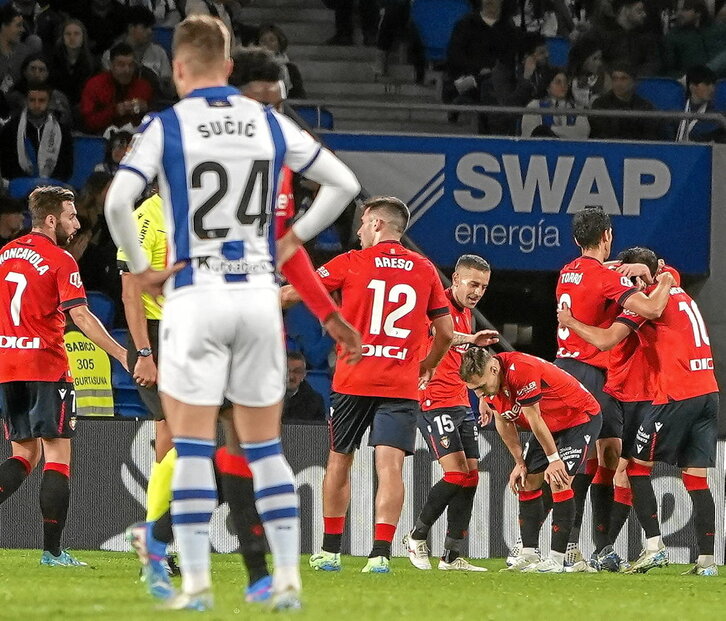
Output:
[
  {"xmin": 422, "ymin": 316, "xmax": 454, "ymax": 368},
  {"xmin": 495, "ymin": 416, "xmax": 525, "ymax": 465},
  {"xmin": 452, "ymin": 331, "xmax": 474, "ymax": 346},
  {"xmin": 121, "ymin": 274, "xmax": 151, "ymax": 350},
  {"xmin": 566, "ymin": 319, "xmax": 620, "ymax": 351},
  {"xmin": 69, "ymin": 307, "xmax": 126, "ymax": 363},
  {"xmin": 523, "ymin": 407, "xmax": 559, "ymax": 457},
  {"xmin": 280, "ymin": 248, "xmax": 337, "ymax": 321},
  {"xmin": 280, "ymin": 284, "xmax": 303, "ymax": 310},
  {"xmin": 291, "ymin": 149, "xmax": 360, "ymax": 243},
  {"xmin": 104, "ymin": 170, "xmax": 150, "ymax": 273}
]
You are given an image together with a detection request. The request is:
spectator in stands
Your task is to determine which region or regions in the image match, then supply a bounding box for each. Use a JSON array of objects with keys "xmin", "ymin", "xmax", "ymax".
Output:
[
  {"xmin": 493, "ymin": 32, "xmax": 552, "ymax": 133},
  {"xmin": 512, "ymin": 0, "xmax": 576, "ymax": 37},
  {"xmin": 257, "ymin": 23, "xmax": 306, "ymax": 99},
  {"xmin": 185, "ymin": 0, "xmax": 258, "ymax": 46},
  {"xmin": 521, "ymin": 66, "xmax": 590, "ymax": 137},
  {"xmin": 80, "ymin": 42, "xmax": 154, "ymax": 135},
  {"xmin": 590, "ymin": 62, "xmax": 660, "ymax": 140},
  {"xmin": 0, "ymin": 83, "xmax": 73, "ymax": 182},
  {"xmin": 568, "ymin": 36, "xmax": 609, "ymax": 108},
  {"xmin": 33, "ymin": 1, "xmax": 65, "ymax": 54},
  {"xmin": 444, "ymin": 0, "xmax": 521, "ymax": 133},
  {"xmin": 83, "ymin": 0, "xmax": 127, "ymax": 54},
  {"xmin": 324, "ymin": 0, "xmax": 379, "ymax": 46},
  {"xmin": 101, "ymin": 6, "xmax": 173, "ymax": 98},
  {"xmin": 7, "ymin": 53, "xmax": 72, "ymax": 126},
  {"xmin": 592, "ymin": 0, "xmax": 662, "ymax": 77},
  {"xmin": 0, "ymin": 4, "xmax": 40, "ymax": 96},
  {"xmin": 676, "ymin": 64, "xmax": 726, "ymax": 142},
  {"xmin": 0, "ymin": 197, "xmax": 25, "ymax": 246},
  {"xmin": 284, "ymin": 302, "xmax": 335, "ymax": 370},
  {"xmin": 282, "ymin": 351, "xmax": 326, "ymax": 424},
  {"xmin": 75, "ymin": 170, "xmax": 121, "ymax": 305},
  {"xmin": 48, "ymin": 19, "xmax": 97, "ymax": 108},
  {"xmin": 124, "ymin": 0, "xmax": 182, "ymax": 28},
  {"xmin": 94, "ymin": 130, "xmax": 132, "ymax": 175},
  {"xmin": 375, "ymin": 0, "xmax": 426, "ymax": 83},
  {"xmin": 664, "ymin": 0, "xmax": 726, "ymax": 78}
]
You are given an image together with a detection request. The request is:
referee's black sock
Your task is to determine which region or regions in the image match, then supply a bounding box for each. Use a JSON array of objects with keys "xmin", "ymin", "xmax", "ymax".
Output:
[
  {"xmin": 551, "ymin": 489, "xmax": 575, "ymax": 555},
  {"xmin": 590, "ymin": 466, "xmax": 615, "ymax": 552},
  {"xmin": 0, "ymin": 456, "xmax": 32, "ymax": 504},
  {"xmin": 152, "ymin": 509, "xmax": 174, "ymax": 544},
  {"xmin": 412, "ymin": 471, "xmax": 467, "ymax": 540},
  {"xmin": 627, "ymin": 462, "xmax": 661, "ymax": 539},
  {"xmin": 518, "ymin": 489, "xmax": 544, "ymax": 549},
  {"xmin": 683, "ymin": 473, "xmax": 715, "ymax": 558},
  {"xmin": 215, "ymin": 447, "xmax": 269, "ymax": 585},
  {"xmin": 40, "ymin": 463, "xmax": 70, "ymax": 557},
  {"xmin": 442, "ymin": 470, "xmax": 479, "ymax": 562}
]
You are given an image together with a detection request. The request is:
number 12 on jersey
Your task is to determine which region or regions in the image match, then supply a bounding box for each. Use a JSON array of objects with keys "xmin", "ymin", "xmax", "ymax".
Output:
[{"xmin": 367, "ymin": 279, "xmax": 417, "ymax": 339}]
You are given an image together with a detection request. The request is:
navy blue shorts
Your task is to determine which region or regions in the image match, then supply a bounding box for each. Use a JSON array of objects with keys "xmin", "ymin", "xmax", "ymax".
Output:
[
  {"xmin": 555, "ymin": 358, "xmax": 621, "ymax": 440},
  {"xmin": 328, "ymin": 392, "xmax": 418, "ymax": 455},
  {"xmin": 419, "ymin": 406, "xmax": 479, "ymax": 460},
  {"xmin": 0, "ymin": 381, "xmax": 77, "ymax": 441},
  {"xmin": 631, "ymin": 393, "xmax": 718, "ymax": 468},
  {"xmin": 523, "ymin": 414, "xmax": 602, "ymax": 476},
  {"xmin": 619, "ymin": 400, "xmax": 652, "ymax": 460}
]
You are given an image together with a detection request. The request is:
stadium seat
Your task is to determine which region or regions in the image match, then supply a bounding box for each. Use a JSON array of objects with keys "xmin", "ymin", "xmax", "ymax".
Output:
[
  {"xmin": 714, "ymin": 79, "xmax": 726, "ymax": 111},
  {"xmin": 110, "ymin": 328, "xmax": 149, "ymax": 418},
  {"xmin": 635, "ymin": 77, "xmax": 686, "ymax": 110},
  {"xmin": 152, "ymin": 26, "xmax": 173, "ymax": 59},
  {"xmin": 69, "ymin": 135, "xmax": 107, "ymax": 190},
  {"xmin": 411, "ymin": 0, "xmax": 471, "ymax": 63},
  {"xmin": 546, "ymin": 37, "xmax": 570, "ymax": 68},
  {"xmin": 306, "ymin": 369, "xmax": 332, "ymax": 414},
  {"xmin": 284, "ymin": 304, "xmax": 334, "ymax": 370},
  {"xmin": 86, "ymin": 291, "xmax": 115, "ymax": 329},
  {"xmin": 8, "ymin": 177, "xmax": 71, "ymax": 199},
  {"xmin": 291, "ymin": 105, "xmax": 334, "ymax": 130}
]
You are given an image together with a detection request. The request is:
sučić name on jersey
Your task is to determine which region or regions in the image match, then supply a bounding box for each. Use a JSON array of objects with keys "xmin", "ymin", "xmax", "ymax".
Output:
[
  {"xmin": 0, "ymin": 247, "xmax": 49, "ymax": 275},
  {"xmin": 197, "ymin": 117, "xmax": 256, "ymax": 139}
]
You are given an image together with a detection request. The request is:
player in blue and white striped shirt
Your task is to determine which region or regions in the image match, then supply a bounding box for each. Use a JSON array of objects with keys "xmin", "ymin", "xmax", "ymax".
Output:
[{"xmin": 105, "ymin": 15, "xmax": 360, "ymax": 612}]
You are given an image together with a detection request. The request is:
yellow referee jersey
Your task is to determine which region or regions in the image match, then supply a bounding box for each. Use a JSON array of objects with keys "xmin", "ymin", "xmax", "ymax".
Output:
[{"xmin": 117, "ymin": 194, "xmax": 166, "ymax": 320}]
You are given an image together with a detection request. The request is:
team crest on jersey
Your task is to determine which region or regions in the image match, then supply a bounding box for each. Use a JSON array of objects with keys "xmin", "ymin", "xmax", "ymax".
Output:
[
  {"xmin": 440, "ymin": 436, "xmax": 450, "ymax": 449},
  {"xmin": 69, "ymin": 417, "xmax": 77, "ymax": 430},
  {"xmin": 69, "ymin": 272, "xmax": 82, "ymax": 288}
]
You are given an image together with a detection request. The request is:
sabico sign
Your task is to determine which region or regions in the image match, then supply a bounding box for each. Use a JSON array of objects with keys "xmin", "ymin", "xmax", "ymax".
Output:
[{"xmin": 325, "ymin": 134, "xmax": 712, "ymax": 274}]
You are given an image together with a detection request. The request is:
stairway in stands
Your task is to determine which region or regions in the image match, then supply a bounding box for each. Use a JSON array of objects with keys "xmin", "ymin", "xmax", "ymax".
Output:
[{"xmin": 244, "ymin": 0, "xmax": 474, "ymax": 134}]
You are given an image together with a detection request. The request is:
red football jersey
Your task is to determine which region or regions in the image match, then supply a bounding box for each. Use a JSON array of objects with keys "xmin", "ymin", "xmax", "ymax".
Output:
[
  {"xmin": 275, "ymin": 165, "xmax": 295, "ymax": 238},
  {"xmin": 556, "ymin": 256, "xmax": 639, "ymax": 369},
  {"xmin": 0, "ymin": 233, "xmax": 87, "ymax": 382},
  {"xmin": 617, "ymin": 285, "xmax": 718, "ymax": 404},
  {"xmin": 420, "ymin": 288, "xmax": 471, "ymax": 410},
  {"xmin": 488, "ymin": 352, "xmax": 599, "ymax": 432},
  {"xmin": 318, "ymin": 240, "xmax": 449, "ymax": 400}
]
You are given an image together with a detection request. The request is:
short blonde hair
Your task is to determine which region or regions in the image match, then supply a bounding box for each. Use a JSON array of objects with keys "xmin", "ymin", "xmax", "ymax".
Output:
[
  {"xmin": 173, "ymin": 15, "xmax": 230, "ymax": 74},
  {"xmin": 29, "ymin": 186, "xmax": 74, "ymax": 227}
]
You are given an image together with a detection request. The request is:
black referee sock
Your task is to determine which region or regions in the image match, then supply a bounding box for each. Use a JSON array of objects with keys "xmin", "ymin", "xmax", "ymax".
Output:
[
  {"xmin": 551, "ymin": 489, "xmax": 576, "ymax": 554},
  {"xmin": 152, "ymin": 509, "xmax": 174, "ymax": 544},
  {"xmin": 412, "ymin": 472, "xmax": 467, "ymax": 539},
  {"xmin": 0, "ymin": 456, "xmax": 31, "ymax": 505},
  {"xmin": 40, "ymin": 464, "xmax": 70, "ymax": 557},
  {"xmin": 518, "ymin": 490, "xmax": 544, "ymax": 549},
  {"xmin": 628, "ymin": 465, "xmax": 661, "ymax": 539}
]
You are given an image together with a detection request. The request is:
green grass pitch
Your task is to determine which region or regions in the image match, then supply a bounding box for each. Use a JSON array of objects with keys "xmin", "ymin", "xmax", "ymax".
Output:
[{"xmin": 0, "ymin": 550, "xmax": 723, "ymax": 620}]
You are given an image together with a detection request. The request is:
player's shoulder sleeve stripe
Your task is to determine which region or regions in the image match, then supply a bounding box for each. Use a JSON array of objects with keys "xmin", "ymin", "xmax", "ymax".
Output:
[
  {"xmin": 60, "ymin": 297, "xmax": 87, "ymax": 311},
  {"xmin": 518, "ymin": 394, "xmax": 542, "ymax": 405},
  {"xmin": 616, "ymin": 287, "xmax": 639, "ymax": 307},
  {"xmin": 118, "ymin": 163, "xmax": 149, "ymax": 184},
  {"xmin": 297, "ymin": 143, "xmax": 322, "ymax": 174},
  {"xmin": 428, "ymin": 306, "xmax": 450, "ymax": 319},
  {"xmin": 615, "ymin": 316, "xmax": 641, "ymax": 330}
]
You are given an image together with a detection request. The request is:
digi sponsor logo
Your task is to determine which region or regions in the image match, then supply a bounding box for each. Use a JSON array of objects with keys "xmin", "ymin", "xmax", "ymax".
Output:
[
  {"xmin": 0, "ymin": 336, "xmax": 41, "ymax": 349},
  {"xmin": 690, "ymin": 357, "xmax": 714, "ymax": 371},
  {"xmin": 361, "ymin": 344, "xmax": 409, "ymax": 360},
  {"xmin": 69, "ymin": 272, "xmax": 82, "ymax": 288}
]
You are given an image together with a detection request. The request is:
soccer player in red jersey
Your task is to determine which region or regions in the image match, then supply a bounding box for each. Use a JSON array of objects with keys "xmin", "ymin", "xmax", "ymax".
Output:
[
  {"xmin": 403, "ymin": 254, "xmax": 498, "ymax": 571},
  {"xmin": 558, "ymin": 246, "xmax": 718, "ymax": 576},
  {"xmin": 555, "ymin": 206, "xmax": 673, "ymax": 567},
  {"xmin": 285, "ymin": 196, "xmax": 453, "ymax": 573},
  {"xmin": 460, "ymin": 348, "xmax": 602, "ymax": 573},
  {"xmin": 0, "ymin": 186, "xmax": 128, "ymax": 566}
]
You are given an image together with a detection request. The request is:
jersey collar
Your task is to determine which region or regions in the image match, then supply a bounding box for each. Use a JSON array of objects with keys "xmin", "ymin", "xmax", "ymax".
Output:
[
  {"xmin": 446, "ymin": 287, "xmax": 465, "ymax": 312},
  {"xmin": 185, "ymin": 85, "xmax": 240, "ymax": 100},
  {"xmin": 28, "ymin": 231, "xmax": 56, "ymax": 245}
]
